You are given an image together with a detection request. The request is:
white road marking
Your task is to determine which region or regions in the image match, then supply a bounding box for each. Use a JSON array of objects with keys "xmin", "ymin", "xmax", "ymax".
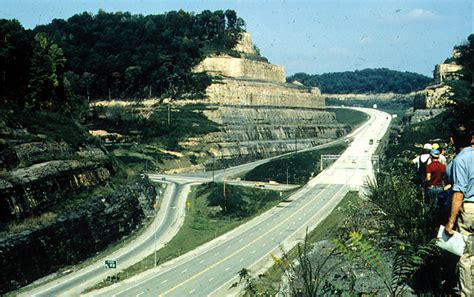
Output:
[
  {"xmin": 279, "ymin": 231, "xmax": 283, "ymax": 235},
  {"xmin": 225, "ymin": 267, "xmax": 230, "ymax": 271},
  {"xmin": 239, "ymin": 238, "xmax": 243, "ymax": 242},
  {"xmin": 161, "ymin": 279, "xmax": 168, "ymax": 284},
  {"xmin": 209, "ymin": 277, "xmax": 215, "ymax": 282},
  {"xmin": 271, "ymin": 237, "xmax": 274, "ymax": 241},
  {"xmin": 199, "ymin": 260, "xmax": 204, "ymax": 264},
  {"xmin": 240, "ymin": 258, "xmax": 244, "ymax": 262},
  {"xmin": 227, "ymin": 245, "xmax": 232, "ymax": 248},
  {"xmin": 136, "ymin": 292, "xmax": 144, "ymax": 297},
  {"xmin": 262, "ymin": 243, "xmax": 266, "ymax": 247},
  {"xmin": 182, "ymin": 269, "xmax": 188, "ymax": 273},
  {"xmin": 214, "ymin": 252, "xmax": 219, "ymax": 256},
  {"xmin": 252, "ymin": 250, "xmax": 256, "ymax": 254},
  {"xmin": 189, "ymin": 289, "xmax": 196, "ymax": 294}
]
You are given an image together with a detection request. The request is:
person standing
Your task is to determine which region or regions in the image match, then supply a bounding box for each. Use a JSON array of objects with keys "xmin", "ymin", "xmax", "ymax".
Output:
[
  {"xmin": 413, "ymin": 143, "xmax": 432, "ymax": 186},
  {"xmin": 432, "ymin": 143, "xmax": 448, "ymax": 165},
  {"xmin": 425, "ymin": 149, "xmax": 446, "ymax": 204},
  {"xmin": 445, "ymin": 127, "xmax": 474, "ymax": 297}
]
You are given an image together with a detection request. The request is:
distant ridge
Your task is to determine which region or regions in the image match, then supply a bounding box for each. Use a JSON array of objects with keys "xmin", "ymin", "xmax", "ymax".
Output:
[{"xmin": 287, "ymin": 68, "xmax": 432, "ymax": 94}]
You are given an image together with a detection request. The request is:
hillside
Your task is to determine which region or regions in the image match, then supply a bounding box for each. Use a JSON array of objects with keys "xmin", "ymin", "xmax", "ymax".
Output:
[{"xmin": 287, "ymin": 68, "xmax": 432, "ymax": 94}]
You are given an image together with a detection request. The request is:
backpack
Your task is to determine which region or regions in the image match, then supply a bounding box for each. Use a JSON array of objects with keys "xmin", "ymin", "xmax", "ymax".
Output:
[{"xmin": 415, "ymin": 155, "xmax": 429, "ymax": 186}]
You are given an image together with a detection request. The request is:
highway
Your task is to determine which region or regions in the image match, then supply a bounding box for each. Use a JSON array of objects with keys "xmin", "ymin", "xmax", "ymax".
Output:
[
  {"xmin": 88, "ymin": 107, "xmax": 391, "ymax": 296},
  {"xmin": 24, "ymin": 107, "xmax": 372, "ymax": 297}
]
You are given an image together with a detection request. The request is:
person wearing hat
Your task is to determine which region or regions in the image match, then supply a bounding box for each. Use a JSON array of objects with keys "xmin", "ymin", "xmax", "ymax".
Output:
[
  {"xmin": 412, "ymin": 143, "xmax": 432, "ymax": 185},
  {"xmin": 432, "ymin": 143, "xmax": 447, "ymax": 165},
  {"xmin": 425, "ymin": 149, "xmax": 446, "ymax": 203}
]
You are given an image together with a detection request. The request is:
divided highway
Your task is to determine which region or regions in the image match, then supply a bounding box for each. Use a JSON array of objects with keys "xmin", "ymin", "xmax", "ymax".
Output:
[
  {"xmin": 24, "ymin": 107, "xmax": 379, "ymax": 297},
  {"xmin": 88, "ymin": 107, "xmax": 391, "ymax": 296}
]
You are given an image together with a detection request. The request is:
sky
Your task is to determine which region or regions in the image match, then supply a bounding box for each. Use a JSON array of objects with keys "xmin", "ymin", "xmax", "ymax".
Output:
[{"xmin": 0, "ymin": 0, "xmax": 472, "ymax": 77}]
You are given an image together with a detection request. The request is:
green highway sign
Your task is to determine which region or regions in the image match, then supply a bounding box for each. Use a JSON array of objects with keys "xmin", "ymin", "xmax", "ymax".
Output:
[{"xmin": 105, "ymin": 260, "xmax": 117, "ymax": 269}]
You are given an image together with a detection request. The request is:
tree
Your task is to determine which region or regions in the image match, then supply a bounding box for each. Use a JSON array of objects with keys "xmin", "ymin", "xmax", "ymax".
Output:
[
  {"xmin": 0, "ymin": 19, "xmax": 33, "ymax": 108},
  {"xmin": 27, "ymin": 32, "xmax": 67, "ymax": 110}
]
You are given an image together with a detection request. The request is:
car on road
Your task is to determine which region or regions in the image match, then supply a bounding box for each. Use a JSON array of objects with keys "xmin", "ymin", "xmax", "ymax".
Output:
[{"xmin": 255, "ymin": 182, "xmax": 265, "ymax": 188}]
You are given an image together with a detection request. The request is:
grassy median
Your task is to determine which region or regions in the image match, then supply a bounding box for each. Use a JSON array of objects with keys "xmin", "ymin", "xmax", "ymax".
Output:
[{"xmin": 84, "ymin": 184, "xmax": 296, "ymax": 293}]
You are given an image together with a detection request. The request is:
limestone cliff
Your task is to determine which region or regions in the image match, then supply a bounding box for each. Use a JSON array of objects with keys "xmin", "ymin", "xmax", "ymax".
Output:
[
  {"xmin": 186, "ymin": 33, "xmax": 344, "ymax": 166},
  {"xmin": 415, "ymin": 49, "xmax": 462, "ymax": 110},
  {"xmin": 0, "ymin": 110, "xmax": 156, "ymax": 294}
]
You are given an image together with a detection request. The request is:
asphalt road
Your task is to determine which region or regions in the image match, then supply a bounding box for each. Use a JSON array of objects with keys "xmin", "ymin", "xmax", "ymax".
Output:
[{"xmin": 89, "ymin": 107, "xmax": 391, "ymax": 296}]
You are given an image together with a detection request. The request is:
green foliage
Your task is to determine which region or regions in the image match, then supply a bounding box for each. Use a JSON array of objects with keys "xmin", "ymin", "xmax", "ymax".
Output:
[
  {"xmin": 34, "ymin": 9, "xmax": 245, "ymax": 100},
  {"xmin": 335, "ymin": 231, "xmax": 391, "ymax": 292},
  {"xmin": 199, "ymin": 183, "xmax": 285, "ymax": 217},
  {"xmin": 12, "ymin": 110, "xmax": 99, "ymax": 149},
  {"xmin": 27, "ymin": 33, "xmax": 67, "ymax": 110},
  {"xmin": 445, "ymin": 34, "xmax": 474, "ymax": 131},
  {"xmin": 288, "ymin": 68, "xmax": 432, "ymax": 94},
  {"xmin": 326, "ymin": 95, "xmax": 413, "ymax": 122},
  {"xmin": 243, "ymin": 144, "xmax": 347, "ymax": 184},
  {"xmin": 263, "ymin": 232, "xmax": 353, "ymax": 297},
  {"xmin": 0, "ymin": 19, "xmax": 33, "ymax": 107},
  {"xmin": 391, "ymin": 241, "xmax": 438, "ymax": 294},
  {"xmin": 90, "ymin": 105, "xmax": 220, "ymax": 150},
  {"xmin": 385, "ymin": 114, "xmax": 449, "ymax": 159},
  {"xmin": 331, "ymin": 108, "xmax": 368, "ymax": 128},
  {"xmin": 367, "ymin": 171, "xmax": 437, "ymax": 246}
]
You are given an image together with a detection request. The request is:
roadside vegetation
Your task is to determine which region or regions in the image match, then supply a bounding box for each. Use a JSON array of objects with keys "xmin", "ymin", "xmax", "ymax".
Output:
[
  {"xmin": 84, "ymin": 183, "xmax": 296, "ymax": 293},
  {"xmin": 242, "ymin": 34, "xmax": 473, "ymax": 296},
  {"xmin": 90, "ymin": 103, "xmax": 220, "ymax": 175},
  {"xmin": 327, "ymin": 95, "xmax": 413, "ymax": 123},
  {"xmin": 330, "ymin": 108, "xmax": 368, "ymax": 128},
  {"xmin": 239, "ymin": 191, "xmax": 364, "ymax": 295},
  {"xmin": 243, "ymin": 143, "xmax": 347, "ymax": 184}
]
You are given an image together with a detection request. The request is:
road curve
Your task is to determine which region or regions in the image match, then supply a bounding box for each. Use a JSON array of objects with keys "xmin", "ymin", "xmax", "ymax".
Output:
[{"xmin": 87, "ymin": 107, "xmax": 391, "ymax": 297}]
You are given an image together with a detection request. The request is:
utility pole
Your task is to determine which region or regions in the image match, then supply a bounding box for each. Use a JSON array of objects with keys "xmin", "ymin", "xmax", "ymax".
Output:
[
  {"xmin": 286, "ymin": 167, "xmax": 289, "ymax": 185},
  {"xmin": 223, "ymin": 167, "xmax": 226, "ymax": 212},
  {"xmin": 154, "ymin": 199, "xmax": 158, "ymax": 267},
  {"xmin": 212, "ymin": 157, "xmax": 215, "ymax": 183},
  {"xmin": 167, "ymin": 103, "xmax": 171, "ymax": 126}
]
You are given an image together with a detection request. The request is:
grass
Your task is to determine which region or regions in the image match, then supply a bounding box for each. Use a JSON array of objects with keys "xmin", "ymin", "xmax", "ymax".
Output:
[
  {"xmin": 1, "ymin": 109, "xmax": 99, "ymax": 150},
  {"xmin": 243, "ymin": 143, "xmax": 347, "ymax": 184},
  {"xmin": 84, "ymin": 183, "xmax": 297, "ymax": 293},
  {"xmin": 247, "ymin": 191, "xmax": 363, "ymax": 295},
  {"xmin": 331, "ymin": 108, "xmax": 369, "ymax": 128},
  {"xmin": 385, "ymin": 113, "xmax": 448, "ymax": 158}
]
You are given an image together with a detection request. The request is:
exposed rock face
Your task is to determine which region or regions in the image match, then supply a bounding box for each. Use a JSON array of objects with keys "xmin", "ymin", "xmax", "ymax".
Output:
[
  {"xmin": 434, "ymin": 63, "xmax": 462, "ymax": 84},
  {"xmin": 1, "ymin": 160, "xmax": 111, "ymax": 221},
  {"xmin": 204, "ymin": 78, "xmax": 323, "ymax": 108},
  {"xmin": 0, "ymin": 111, "xmax": 156, "ymax": 294},
  {"xmin": 192, "ymin": 106, "xmax": 348, "ymax": 160},
  {"xmin": 194, "ymin": 55, "xmax": 285, "ymax": 83},
  {"xmin": 233, "ymin": 32, "xmax": 257, "ymax": 55},
  {"xmin": 186, "ymin": 33, "xmax": 340, "ymax": 165},
  {"xmin": 415, "ymin": 50, "xmax": 462, "ymax": 111},
  {"xmin": 0, "ymin": 182, "xmax": 149, "ymax": 294}
]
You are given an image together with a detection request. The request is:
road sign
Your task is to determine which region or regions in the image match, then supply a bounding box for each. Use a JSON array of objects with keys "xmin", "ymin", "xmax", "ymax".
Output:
[{"xmin": 105, "ymin": 260, "xmax": 117, "ymax": 269}]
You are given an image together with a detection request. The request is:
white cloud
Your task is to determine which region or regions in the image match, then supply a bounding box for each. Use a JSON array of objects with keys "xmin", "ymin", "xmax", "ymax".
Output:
[{"xmin": 406, "ymin": 8, "xmax": 438, "ymax": 20}]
